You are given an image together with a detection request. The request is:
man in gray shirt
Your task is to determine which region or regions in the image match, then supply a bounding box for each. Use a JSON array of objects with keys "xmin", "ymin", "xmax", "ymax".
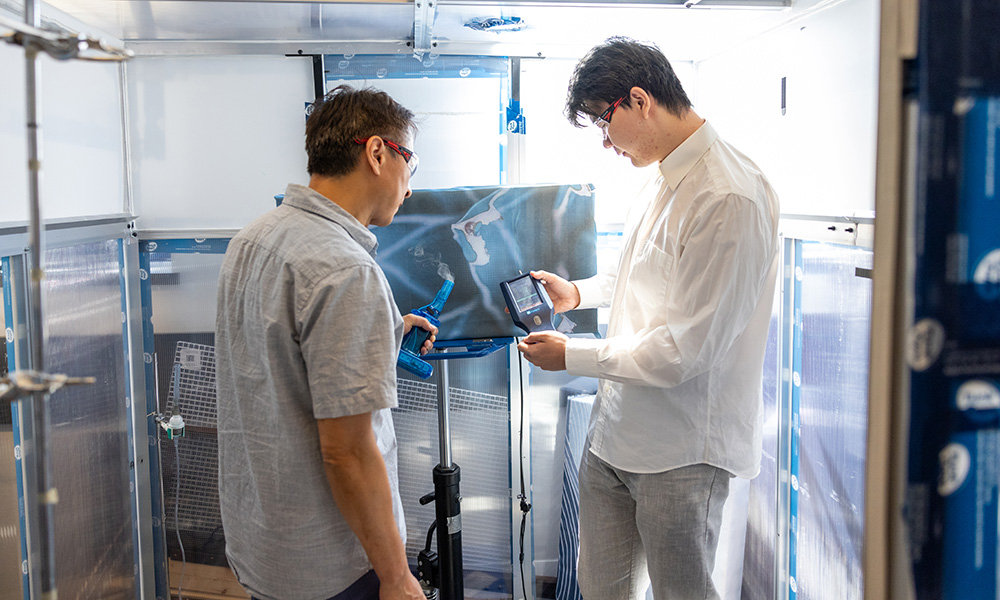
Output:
[{"xmin": 215, "ymin": 85, "xmax": 434, "ymax": 600}]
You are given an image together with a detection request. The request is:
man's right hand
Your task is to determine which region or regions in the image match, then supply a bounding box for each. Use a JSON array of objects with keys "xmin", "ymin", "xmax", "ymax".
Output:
[
  {"xmin": 380, "ymin": 571, "xmax": 426, "ymax": 600},
  {"xmin": 529, "ymin": 270, "xmax": 581, "ymax": 314}
]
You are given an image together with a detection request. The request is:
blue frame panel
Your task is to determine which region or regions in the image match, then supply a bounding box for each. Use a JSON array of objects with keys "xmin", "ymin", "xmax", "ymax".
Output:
[
  {"xmin": 138, "ymin": 238, "xmax": 230, "ymax": 599},
  {"xmin": 789, "ymin": 241, "xmax": 803, "ymax": 600},
  {"xmin": 137, "ymin": 244, "xmax": 168, "ymax": 599},
  {"xmin": 2, "ymin": 256, "xmax": 30, "ymax": 599}
]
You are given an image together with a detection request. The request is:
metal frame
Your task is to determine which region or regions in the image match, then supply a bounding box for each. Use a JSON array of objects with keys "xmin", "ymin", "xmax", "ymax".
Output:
[
  {"xmin": 508, "ymin": 346, "xmax": 535, "ymax": 600},
  {"xmin": 0, "ymin": 216, "xmax": 154, "ymax": 599},
  {"xmin": 134, "ymin": 236, "xmax": 233, "ymax": 599},
  {"xmin": 773, "ymin": 220, "xmax": 880, "ymax": 600},
  {"xmin": 778, "ymin": 214, "xmax": 876, "ymax": 250},
  {"xmin": 774, "ymin": 236, "xmax": 799, "ymax": 600},
  {"xmin": 3, "ymin": 255, "xmax": 31, "ymax": 599},
  {"xmin": 114, "ymin": 0, "xmax": 787, "ymax": 59},
  {"xmin": 121, "ymin": 234, "xmax": 157, "ymax": 599},
  {"xmin": 0, "ymin": 215, "xmax": 138, "ymax": 258},
  {"xmin": 504, "ymin": 56, "xmax": 526, "ymax": 185},
  {"xmin": 412, "ymin": 0, "xmax": 438, "ymax": 56}
]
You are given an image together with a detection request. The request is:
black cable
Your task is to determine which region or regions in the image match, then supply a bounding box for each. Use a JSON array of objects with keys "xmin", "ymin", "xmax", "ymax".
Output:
[
  {"xmin": 424, "ymin": 519, "xmax": 437, "ymax": 553},
  {"xmin": 515, "ymin": 340, "xmax": 532, "ymax": 600},
  {"xmin": 174, "ymin": 437, "xmax": 186, "ymax": 600}
]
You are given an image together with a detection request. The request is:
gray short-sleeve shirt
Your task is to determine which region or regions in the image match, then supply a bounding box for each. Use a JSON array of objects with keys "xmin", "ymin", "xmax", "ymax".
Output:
[{"xmin": 215, "ymin": 183, "xmax": 405, "ymax": 600}]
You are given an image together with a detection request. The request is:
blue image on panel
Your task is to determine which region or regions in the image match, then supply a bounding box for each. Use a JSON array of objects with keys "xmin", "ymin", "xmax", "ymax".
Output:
[{"xmin": 373, "ymin": 184, "xmax": 598, "ymax": 341}]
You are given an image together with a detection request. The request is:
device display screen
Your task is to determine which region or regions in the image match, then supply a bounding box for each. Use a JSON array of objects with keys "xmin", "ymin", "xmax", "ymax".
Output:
[{"xmin": 509, "ymin": 276, "xmax": 542, "ymax": 312}]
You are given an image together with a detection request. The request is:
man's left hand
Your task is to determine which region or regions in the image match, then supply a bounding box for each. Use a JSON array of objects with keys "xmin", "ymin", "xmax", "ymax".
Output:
[{"xmin": 517, "ymin": 331, "xmax": 568, "ymax": 371}]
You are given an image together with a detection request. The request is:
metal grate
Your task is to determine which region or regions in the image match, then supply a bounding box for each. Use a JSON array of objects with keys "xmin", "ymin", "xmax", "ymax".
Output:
[
  {"xmin": 394, "ymin": 378, "xmax": 511, "ymax": 581},
  {"xmin": 161, "ymin": 342, "xmax": 225, "ymax": 564},
  {"xmin": 165, "ymin": 341, "xmax": 218, "ymax": 429}
]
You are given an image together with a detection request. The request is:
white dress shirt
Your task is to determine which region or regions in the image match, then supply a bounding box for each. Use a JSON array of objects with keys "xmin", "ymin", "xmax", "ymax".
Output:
[{"xmin": 565, "ymin": 121, "xmax": 780, "ymax": 478}]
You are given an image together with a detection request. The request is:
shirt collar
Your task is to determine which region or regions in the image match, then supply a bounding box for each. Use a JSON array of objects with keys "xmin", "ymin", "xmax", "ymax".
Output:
[
  {"xmin": 280, "ymin": 183, "xmax": 379, "ymax": 255},
  {"xmin": 658, "ymin": 120, "xmax": 718, "ymax": 192}
]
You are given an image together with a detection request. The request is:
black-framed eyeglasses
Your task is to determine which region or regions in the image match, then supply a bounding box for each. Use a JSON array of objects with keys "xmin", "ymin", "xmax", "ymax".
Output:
[
  {"xmin": 594, "ymin": 96, "xmax": 626, "ymax": 131},
  {"xmin": 354, "ymin": 137, "xmax": 419, "ymax": 176}
]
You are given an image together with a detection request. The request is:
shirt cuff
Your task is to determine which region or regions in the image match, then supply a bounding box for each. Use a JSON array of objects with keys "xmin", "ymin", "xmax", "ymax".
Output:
[
  {"xmin": 565, "ymin": 337, "xmax": 604, "ymax": 378},
  {"xmin": 573, "ymin": 277, "xmax": 606, "ymax": 310}
]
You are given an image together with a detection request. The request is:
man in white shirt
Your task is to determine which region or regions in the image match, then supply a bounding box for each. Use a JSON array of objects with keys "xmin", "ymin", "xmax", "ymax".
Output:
[{"xmin": 518, "ymin": 37, "xmax": 780, "ymax": 600}]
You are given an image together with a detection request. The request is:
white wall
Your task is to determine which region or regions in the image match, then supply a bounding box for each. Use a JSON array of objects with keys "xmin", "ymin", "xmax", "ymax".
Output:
[
  {"xmin": 694, "ymin": 0, "xmax": 881, "ymax": 217},
  {"xmin": 519, "ymin": 58, "xmax": 699, "ymax": 228},
  {"xmin": 0, "ymin": 21, "xmax": 125, "ymax": 224},
  {"xmin": 330, "ymin": 75, "xmax": 506, "ymax": 191},
  {"xmin": 126, "ymin": 55, "xmax": 313, "ymax": 230}
]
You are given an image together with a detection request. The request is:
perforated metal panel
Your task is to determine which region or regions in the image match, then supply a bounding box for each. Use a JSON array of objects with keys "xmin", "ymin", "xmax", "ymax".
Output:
[
  {"xmin": 165, "ymin": 341, "xmax": 218, "ymax": 429},
  {"xmin": 161, "ymin": 341, "xmax": 226, "ymax": 565},
  {"xmin": 394, "ymin": 375, "xmax": 513, "ymax": 592}
]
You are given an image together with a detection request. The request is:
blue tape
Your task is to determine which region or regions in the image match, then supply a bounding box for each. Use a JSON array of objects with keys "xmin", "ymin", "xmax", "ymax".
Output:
[
  {"xmin": 324, "ymin": 54, "xmax": 508, "ymax": 81},
  {"xmin": 506, "ymin": 100, "xmax": 526, "ymax": 135},
  {"xmin": 140, "ymin": 238, "xmax": 230, "ymax": 255},
  {"xmin": 788, "ymin": 242, "xmax": 803, "ymax": 600}
]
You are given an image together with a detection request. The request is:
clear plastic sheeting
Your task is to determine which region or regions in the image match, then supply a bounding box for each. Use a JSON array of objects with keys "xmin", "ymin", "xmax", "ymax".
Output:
[
  {"xmin": 796, "ymin": 242, "xmax": 872, "ymax": 599},
  {"xmin": 41, "ymin": 240, "xmax": 135, "ymax": 599}
]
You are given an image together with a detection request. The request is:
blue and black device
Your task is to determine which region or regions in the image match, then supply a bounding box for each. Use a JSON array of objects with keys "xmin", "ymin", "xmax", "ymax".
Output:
[
  {"xmin": 500, "ymin": 272, "xmax": 555, "ymax": 334},
  {"xmin": 397, "ymin": 278, "xmax": 454, "ymax": 379}
]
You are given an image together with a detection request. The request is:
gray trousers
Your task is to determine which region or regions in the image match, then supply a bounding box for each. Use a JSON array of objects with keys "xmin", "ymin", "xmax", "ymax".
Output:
[{"xmin": 577, "ymin": 449, "xmax": 732, "ymax": 600}]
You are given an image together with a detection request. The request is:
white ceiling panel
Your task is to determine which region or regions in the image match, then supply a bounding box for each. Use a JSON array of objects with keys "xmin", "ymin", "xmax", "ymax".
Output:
[{"xmin": 3, "ymin": 0, "xmax": 821, "ymax": 61}]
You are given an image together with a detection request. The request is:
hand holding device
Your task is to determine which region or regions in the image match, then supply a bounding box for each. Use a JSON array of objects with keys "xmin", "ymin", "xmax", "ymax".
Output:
[
  {"xmin": 526, "ymin": 270, "xmax": 580, "ymax": 314},
  {"xmin": 398, "ymin": 279, "xmax": 453, "ymax": 379},
  {"xmin": 500, "ymin": 272, "xmax": 555, "ymax": 334}
]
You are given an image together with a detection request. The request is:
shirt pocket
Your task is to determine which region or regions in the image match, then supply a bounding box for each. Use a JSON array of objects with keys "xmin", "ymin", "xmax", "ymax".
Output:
[{"xmin": 627, "ymin": 240, "xmax": 674, "ymax": 313}]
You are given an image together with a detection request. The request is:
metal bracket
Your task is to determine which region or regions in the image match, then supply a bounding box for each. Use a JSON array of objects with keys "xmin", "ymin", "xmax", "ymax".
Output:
[
  {"xmin": 1, "ymin": 370, "xmax": 96, "ymax": 404},
  {"xmin": 0, "ymin": 13, "xmax": 132, "ymax": 61},
  {"xmin": 412, "ymin": 0, "xmax": 437, "ymax": 59}
]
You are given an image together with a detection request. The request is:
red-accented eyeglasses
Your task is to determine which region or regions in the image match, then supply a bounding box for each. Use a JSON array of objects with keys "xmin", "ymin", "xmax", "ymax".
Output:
[
  {"xmin": 594, "ymin": 96, "xmax": 626, "ymax": 132},
  {"xmin": 354, "ymin": 137, "xmax": 419, "ymax": 176}
]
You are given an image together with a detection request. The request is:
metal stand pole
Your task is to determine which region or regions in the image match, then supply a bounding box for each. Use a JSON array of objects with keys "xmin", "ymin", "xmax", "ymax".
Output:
[
  {"xmin": 434, "ymin": 361, "xmax": 464, "ymax": 600},
  {"xmin": 2, "ymin": 10, "xmax": 130, "ymax": 599},
  {"xmin": 22, "ymin": 0, "xmax": 58, "ymax": 597}
]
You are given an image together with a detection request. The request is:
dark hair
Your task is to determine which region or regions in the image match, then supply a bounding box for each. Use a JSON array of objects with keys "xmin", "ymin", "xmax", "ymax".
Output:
[
  {"xmin": 305, "ymin": 84, "xmax": 416, "ymax": 178},
  {"xmin": 565, "ymin": 36, "xmax": 692, "ymax": 127}
]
